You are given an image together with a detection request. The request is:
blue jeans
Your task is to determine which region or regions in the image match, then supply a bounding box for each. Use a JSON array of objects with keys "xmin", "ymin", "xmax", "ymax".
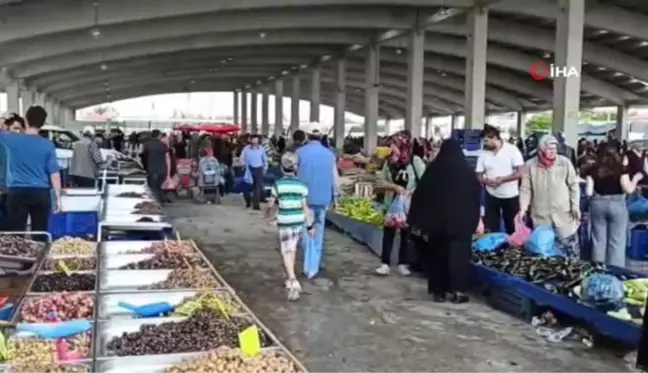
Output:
[
  {"xmin": 590, "ymin": 194, "xmax": 627, "ymax": 267},
  {"xmin": 302, "ymin": 205, "xmax": 327, "ymax": 278}
]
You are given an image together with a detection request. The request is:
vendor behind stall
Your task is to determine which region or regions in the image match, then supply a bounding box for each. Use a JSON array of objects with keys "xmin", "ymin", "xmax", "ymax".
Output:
[
  {"xmin": 0, "ymin": 106, "xmax": 61, "ymax": 235},
  {"xmin": 69, "ymin": 126, "xmax": 104, "ymax": 188}
]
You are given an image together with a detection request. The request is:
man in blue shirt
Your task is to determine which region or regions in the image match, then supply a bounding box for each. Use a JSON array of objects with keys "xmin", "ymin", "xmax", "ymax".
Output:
[
  {"xmin": 296, "ymin": 124, "xmax": 340, "ymax": 278},
  {"xmin": 241, "ymin": 134, "xmax": 267, "ymax": 210},
  {"xmin": 0, "ymin": 106, "xmax": 60, "ymax": 235}
]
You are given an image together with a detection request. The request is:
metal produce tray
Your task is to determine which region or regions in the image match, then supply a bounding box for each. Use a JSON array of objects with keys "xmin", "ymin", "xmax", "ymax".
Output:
[
  {"xmin": 28, "ymin": 270, "xmax": 97, "ymax": 295},
  {"xmin": 16, "ymin": 293, "xmax": 95, "ymax": 323},
  {"xmin": 7, "ymin": 327, "xmax": 95, "ymax": 361},
  {"xmin": 99, "ymin": 269, "xmax": 219, "ymax": 293},
  {"xmin": 94, "ymin": 348, "xmax": 285, "ymax": 372},
  {"xmin": 105, "ymin": 184, "xmax": 149, "ymax": 196},
  {"xmin": 96, "ymin": 317, "xmax": 187, "ymax": 357},
  {"xmin": 3, "ymin": 362, "xmax": 93, "ymax": 373},
  {"xmin": 99, "ymin": 241, "xmax": 160, "ymax": 256},
  {"xmin": 105, "ymin": 198, "xmax": 155, "ymax": 212},
  {"xmin": 100, "ymin": 253, "xmax": 206, "ymax": 270},
  {"xmin": 97, "ymin": 289, "xmax": 235, "ymax": 320}
]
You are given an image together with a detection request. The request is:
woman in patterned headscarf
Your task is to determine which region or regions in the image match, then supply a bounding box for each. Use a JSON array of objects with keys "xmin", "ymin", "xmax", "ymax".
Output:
[{"xmin": 375, "ymin": 130, "xmax": 427, "ymax": 276}]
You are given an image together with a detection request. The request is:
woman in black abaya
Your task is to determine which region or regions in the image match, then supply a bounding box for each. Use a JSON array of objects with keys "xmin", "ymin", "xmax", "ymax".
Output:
[{"xmin": 407, "ymin": 139, "xmax": 481, "ymax": 303}]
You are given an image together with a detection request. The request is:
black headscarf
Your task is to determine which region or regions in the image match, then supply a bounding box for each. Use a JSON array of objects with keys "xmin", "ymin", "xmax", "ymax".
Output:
[{"xmin": 407, "ymin": 139, "xmax": 481, "ymax": 237}]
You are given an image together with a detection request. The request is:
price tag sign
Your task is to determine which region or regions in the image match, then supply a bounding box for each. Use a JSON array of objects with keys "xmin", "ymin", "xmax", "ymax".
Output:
[
  {"xmin": 57, "ymin": 261, "xmax": 71, "ymax": 276},
  {"xmin": 238, "ymin": 325, "xmax": 261, "ymax": 357}
]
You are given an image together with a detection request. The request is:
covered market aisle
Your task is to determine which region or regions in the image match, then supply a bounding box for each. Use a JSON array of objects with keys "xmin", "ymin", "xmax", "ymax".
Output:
[{"xmin": 167, "ymin": 196, "xmax": 630, "ymax": 372}]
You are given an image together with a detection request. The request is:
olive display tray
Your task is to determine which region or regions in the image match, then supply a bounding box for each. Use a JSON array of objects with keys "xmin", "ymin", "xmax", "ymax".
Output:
[
  {"xmin": 96, "ymin": 289, "xmax": 236, "ymax": 320},
  {"xmin": 101, "ymin": 213, "xmax": 165, "ymax": 224},
  {"xmin": 99, "ymin": 241, "xmax": 163, "ymax": 257},
  {"xmin": 94, "ymin": 347, "xmax": 286, "ymax": 372},
  {"xmin": 96, "ymin": 315, "xmax": 263, "ymax": 358},
  {"xmin": 49, "ymin": 243, "xmax": 98, "ymax": 257},
  {"xmin": 104, "ymin": 197, "xmax": 156, "ymax": 212},
  {"xmin": 98, "ymin": 269, "xmax": 220, "ymax": 293},
  {"xmin": 7, "ymin": 327, "xmax": 95, "ymax": 362},
  {"xmin": 99, "ymin": 253, "xmax": 205, "ymax": 270},
  {"xmin": 44, "ymin": 254, "xmax": 98, "ymax": 271},
  {"xmin": 28, "ymin": 270, "xmax": 97, "ymax": 295},
  {"xmin": 2, "ymin": 362, "xmax": 93, "ymax": 373},
  {"xmin": 16, "ymin": 293, "xmax": 95, "ymax": 324},
  {"xmin": 105, "ymin": 184, "xmax": 149, "ymax": 196}
]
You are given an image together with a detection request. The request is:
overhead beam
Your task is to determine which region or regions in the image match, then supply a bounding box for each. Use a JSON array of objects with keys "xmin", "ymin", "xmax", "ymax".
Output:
[
  {"xmin": 0, "ymin": 0, "xmax": 481, "ymax": 45},
  {"xmin": 0, "ymin": 8, "xmax": 419, "ymax": 67}
]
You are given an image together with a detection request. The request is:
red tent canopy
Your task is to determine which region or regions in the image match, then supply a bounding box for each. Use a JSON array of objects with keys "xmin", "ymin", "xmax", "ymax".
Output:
[
  {"xmin": 174, "ymin": 124, "xmax": 200, "ymax": 131},
  {"xmin": 199, "ymin": 124, "xmax": 240, "ymax": 134}
]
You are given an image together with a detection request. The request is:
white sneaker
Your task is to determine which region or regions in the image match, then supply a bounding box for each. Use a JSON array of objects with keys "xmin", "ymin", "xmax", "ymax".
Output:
[
  {"xmin": 397, "ymin": 264, "xmax": 411, "ymax": 276},
  {"xmin": 375, "ymin": 264, "xmax": 390, "ymax": 276}
]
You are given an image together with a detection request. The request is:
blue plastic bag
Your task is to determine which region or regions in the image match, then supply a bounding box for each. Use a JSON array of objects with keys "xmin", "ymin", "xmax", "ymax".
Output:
[
  {"xmin": 384, "ymin": 195, "xmax": 408, "ymax": 229},
  {"xmin": 628, "ymin": 195, "xmax": 648, "ymax": 217},
  {"xmin": 472, "ymin": 233, "xmax": 508, "ymax": 252},
  {"xmin": 525, "ymin": 225, "xmax": 563, "ymax": 257},
  {"xmin": 243, "ymin": 166, "xmax": 253, "ymax": 185},
  {"xmin": 580, "ymin": 273, "xmax": 624, "ymax": 311}
]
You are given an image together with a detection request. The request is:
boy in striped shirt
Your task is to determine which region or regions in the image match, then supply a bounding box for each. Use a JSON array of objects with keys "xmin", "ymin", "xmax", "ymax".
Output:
[{"xmin": 265, "ymin": 152, "xmax": 315, "ymax": 301}]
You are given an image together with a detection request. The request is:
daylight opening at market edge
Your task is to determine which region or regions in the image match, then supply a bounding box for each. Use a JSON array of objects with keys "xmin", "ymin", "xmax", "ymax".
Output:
[{"xmin": 529, "ymin": 60, "xmax": 580, "ymax": 81}]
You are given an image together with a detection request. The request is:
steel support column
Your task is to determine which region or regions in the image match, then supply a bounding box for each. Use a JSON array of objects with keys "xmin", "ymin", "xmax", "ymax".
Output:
[
  {"xmin": 516, "ymin": 111, "xmax": 526, "ymax": 138},
  {"xmin": 35, "ymin": 91, "xmax": 45, "ymax": 106},
  {"xmin": 290, "ymin": 75, "xmax": 300, "ymax": 133},
  {"xmin": 233, "ymin": 90, "xmax": 240, "ymax": 125},
  {"xmin": 334, "ymin": 58, "xmax": 347, "ymax": 148},
  {"xmin": 261, "ymin": 86, "xmax": 270, "ymax": 136},
  {"xmin": 450, "ymin": 114, "xmax": 458, "ymax": 130},
  {"xmin": 274, "ymin": 79, "xmax": 284, "ymax": 136},
  {"xmin": 6, "ymin": 82, "xmax": 20, "ymax": 114},
  {"xmin": 552, "ymin": 0, "xmax": 585, "ymax": 147},
  {"xmin": 44, "ymin": 99, "xmax": 54, "ymax": 123},
  {"xmin": 616, "ymin": 105, "xmax": 630, "ymax": 141},
  {"xmin": 21, "ymin": 88, "xmax": 34, "ymax": 115},
  {"xmin": 310, "ymin": 67, "xmax": 321, "ymax": 123},
  {"xmin": 241, "ymin": 89, "xmax": 248, "ymax": 133},
  {"xmin": 464, "ymin": 6, "xmax": 488, "ymax": 129},
  {"xmin": 406, "ymin": 29, "xmax": 425, "ymax": 137},
  {"xmin": 250, "ymin": 90, "xmax": 258, "ymax": 134},
  {"xmin": 364, "ymin": 44, "xmax": 379, "ymax": 155},
  {"xmin": 384, "ymin": 118, "xmax": 391, "ymax": 136}
]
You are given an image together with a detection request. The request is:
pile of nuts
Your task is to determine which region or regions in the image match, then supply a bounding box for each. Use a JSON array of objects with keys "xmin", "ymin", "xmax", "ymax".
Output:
[
  {"xmin": 119, "ymin": 252, "xmax": 207, "ymax": 270},
  {"xmin": 142, "ymin": 270, "xmax": 218, "ymax": 290},
  {"xmin": 133, "ymin": 201, "xmax": 164, "ymax": 215},
  {"xmin": 20, "ymin": 293, "xmax": 93, "ymax": 322},
  {"xmin": 31, "ymin": 273, "xmax": 96, "ymax": 292},
  {"xmin": 8, "ymin": 334, "xmax": 91, "ymax": 363},
  {"xmin": 106, "ymin": 310, "xmax": 270, "ymax": 356},
  {"xmin": 165, "ymin": 347, "xmax": 297, "ymax": 373},
  {"xmin": 50, "ymin": 237, "xmax": 96, "ymax": 256},
  {"xmin": 9, "ymin": 364, "xmax": 90, "ymax": 373},
  {"xmin": 0, "ymin": 236, "xmax": 44, "ymax": 258},
  {"xmin": 44, "ymin": 257, "xmax": 96, "ymax": 271},
  {"xmin": 140, "ymin": 241, "xmax": 195, "ymax": 254}
]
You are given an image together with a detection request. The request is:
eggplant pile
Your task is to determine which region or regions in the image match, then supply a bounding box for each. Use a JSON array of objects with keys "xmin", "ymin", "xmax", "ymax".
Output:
[{"xmin": 472, "ymin": 247, "xmax": 609, "ymax": 297}]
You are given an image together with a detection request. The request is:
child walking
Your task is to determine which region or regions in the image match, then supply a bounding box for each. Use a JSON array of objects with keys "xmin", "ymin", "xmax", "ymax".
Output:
[{"xmin": 265, "ymin": 152, "xmax": 314, "ymax": 301}]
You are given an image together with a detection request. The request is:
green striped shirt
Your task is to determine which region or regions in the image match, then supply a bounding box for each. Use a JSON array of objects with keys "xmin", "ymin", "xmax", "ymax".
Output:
[{"xmin": 271, "ymin": 176, "xmax": 309, "ymax": 228}]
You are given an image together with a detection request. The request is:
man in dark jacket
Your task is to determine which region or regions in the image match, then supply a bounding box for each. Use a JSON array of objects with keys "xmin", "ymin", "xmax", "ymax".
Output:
[{"xmin": 141, "ymin": 130, "xmax": 168, "ymax": 202}]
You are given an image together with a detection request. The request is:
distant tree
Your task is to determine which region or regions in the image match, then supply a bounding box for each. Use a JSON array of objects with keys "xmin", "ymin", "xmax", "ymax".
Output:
[{"xmin": 526, "ymin": 113, "xmax": 552, "ymax": 132}]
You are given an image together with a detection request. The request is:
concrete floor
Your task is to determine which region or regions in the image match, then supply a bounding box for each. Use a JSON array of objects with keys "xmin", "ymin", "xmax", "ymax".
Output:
[{"xmin": 166, "ymin": 196, "xmax": 634, "ymax": 372}]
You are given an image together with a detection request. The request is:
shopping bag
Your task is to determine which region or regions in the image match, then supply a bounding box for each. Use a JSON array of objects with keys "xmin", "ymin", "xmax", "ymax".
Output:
[
  {"xmin": 384, "ymin": 195, "xmax": 408, "ymax": 229},
  {"xmin": 508, "ymin": 218, "xmax": 531, "ymax": 247},
  {"xmin": 525, "ymin": 225, "xmax": 563, "ymax": 257},
  {"xmin": 243, "ymin": 166, "xmax": 253, "ymax": 185},
  {"xmin": 162, "ymin": 175, "xmax": 179, "ymax": 191},
  {"xmin": 472, "ymin": 233, "xmax": 508, "ymax": 252}
]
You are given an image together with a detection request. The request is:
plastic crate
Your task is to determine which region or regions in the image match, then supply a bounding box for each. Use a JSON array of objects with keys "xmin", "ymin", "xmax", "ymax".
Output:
[
  {"xmin": 628, "ymin": 228, "xmax": 648, "ymax": 260},
  {"xmin": 48, "ymin": 211, "xmax": 98, "ymax": 239}
]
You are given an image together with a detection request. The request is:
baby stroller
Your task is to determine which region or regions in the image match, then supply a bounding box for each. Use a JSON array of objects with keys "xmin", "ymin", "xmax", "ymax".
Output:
[{"xmin": 193, "ymin": 157, "xmax": 222, "ymax": 204}]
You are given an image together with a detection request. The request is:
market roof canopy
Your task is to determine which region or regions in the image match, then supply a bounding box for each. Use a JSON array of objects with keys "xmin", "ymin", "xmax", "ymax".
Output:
[{"xmin": 2, "ymin": 0, "xmax": 648, "ymax": 118}]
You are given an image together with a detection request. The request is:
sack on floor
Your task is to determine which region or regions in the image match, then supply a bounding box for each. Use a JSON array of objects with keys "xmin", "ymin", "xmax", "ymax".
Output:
[
  {"xmin": 472, "ymin": 233, "xmax": 508, "ymax": 252},
  {"xmin": 384, "ymin": 195, "xmax": 408, "ymax": 229},
  {"xmin": 507, "ymin": 218, "xmax": 531, "ymax": 247},
  {"xmin": 525, "ymin": 225, "xmax": 563, "ymax": 257}
]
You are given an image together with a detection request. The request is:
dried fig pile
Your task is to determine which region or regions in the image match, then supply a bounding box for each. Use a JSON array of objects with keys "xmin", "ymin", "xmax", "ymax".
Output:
[
  {"xmin": 50, "ymin": 237, "xmax": 96, "ymax": 255},
  {"xmin": 9, "ymin": 364, "xmax": 89, "ymax": 373},
  {"xmin": 20, "ymin": 293, "xmax": 93, "ymax": 322},
  {"xmin": 31, "ymin": 273, "xmax": 95, "ymax": 292},
  {"xmin": 165, "ymin": 347, "xmax": 297, "ymax": 373},
  {"xmin": 0, "ymin": 236, "xmax": 44, "ymax": 258},
  {"xmin": 132, "ymin": 201, "xmax": 164, "ymax": 215},
  {"xmin": 119, "ymin": 252, "xmax": 206, "ymax": 270},
  {"xmin": 106, "ymin": 310, "xmax": 270, "ymax": 357},
  {"xmin": 44, "ymin": 257, "xmax": 96, "ymax": 271},
  {"xmin": 141, "ymin": 270, "xmax": 218, "ymax": 290}
]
